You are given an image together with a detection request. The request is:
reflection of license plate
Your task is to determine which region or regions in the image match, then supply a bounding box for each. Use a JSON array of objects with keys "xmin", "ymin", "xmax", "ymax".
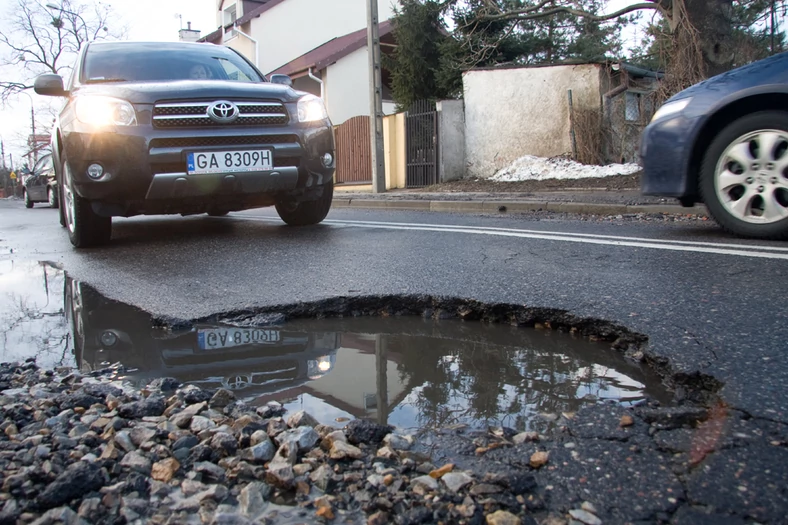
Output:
[
  {"xmin": 197, "ymin": 328, "xmax": 281, "ymax": 350},
  {"xmin": 187, "ymin": 150, "xmax": 273, "ymax": 174}
]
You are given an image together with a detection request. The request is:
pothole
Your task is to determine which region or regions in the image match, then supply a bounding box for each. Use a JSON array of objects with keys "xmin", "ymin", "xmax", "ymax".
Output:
[{"xmin": 0, "ymin": 260, "xmax": 673, "ymax": 433}]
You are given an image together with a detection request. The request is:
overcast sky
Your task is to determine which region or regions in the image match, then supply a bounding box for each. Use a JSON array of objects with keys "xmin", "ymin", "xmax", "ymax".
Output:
[{"xmin": 0, "ymin": 0, "xmax": 644, "ymax": 167}]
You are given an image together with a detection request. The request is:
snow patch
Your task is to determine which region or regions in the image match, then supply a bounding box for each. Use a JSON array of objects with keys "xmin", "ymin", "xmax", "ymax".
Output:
[{"xmin": 491, "ymin": 156, "xmax": 641, "ymax": 182}]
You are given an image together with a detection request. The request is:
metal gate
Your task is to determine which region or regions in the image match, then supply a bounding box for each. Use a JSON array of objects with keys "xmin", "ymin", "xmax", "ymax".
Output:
[
  {"xmin": 405, "ymin": 100, "xmax": 439, "ymax": 187},
  {"xmin": 334, "ymin": 116, "xmax": 372, "ymax": 184}
]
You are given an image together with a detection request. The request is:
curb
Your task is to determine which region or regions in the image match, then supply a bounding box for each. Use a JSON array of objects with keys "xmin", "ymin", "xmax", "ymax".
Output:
[{"xmin": 332, "ymin": 198, "xmax": 708, "ymax": 217}]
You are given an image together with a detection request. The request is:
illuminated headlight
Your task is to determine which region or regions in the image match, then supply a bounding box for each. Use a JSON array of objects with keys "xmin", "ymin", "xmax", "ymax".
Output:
[
  {"xmin": 75, "ymin": 96, "xmax": 137, "ymax": 127},
  {"xmin": 307, "ymin": 355, "xmax": 335, "ymax": 378},
  {"xmin": 651, "ymin": 98, "xmax": 691, "ymax": 123},
  {"xmin": 297, "ymin": 95, "xmax": 328, "ymax": 123}
]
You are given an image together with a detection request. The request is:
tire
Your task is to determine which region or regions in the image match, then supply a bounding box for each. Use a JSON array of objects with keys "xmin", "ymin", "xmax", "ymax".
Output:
[
  {"xmin": 699, "ymin": 111, "xmax": 788, "ymax": 239},
  {"xmin": 275, "ymin": 182, "xmax": 334, "ymax": 226},
  {"xmin": 207, "ymin": 210, "xmax": 229, "ymax": 217},
  {"xmin": 23, "ymin": 190, "xmax": 33, "ymax": 208},
  {"xmin": 48, "ymin": 187, "xmax": 58, "ymax": 209},
  {"xmin": 61, "ymin": 154, "xmax": 112, "ymax": 247}
]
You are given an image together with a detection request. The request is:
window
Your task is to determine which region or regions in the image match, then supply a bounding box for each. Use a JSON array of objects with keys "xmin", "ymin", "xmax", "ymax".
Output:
[
  {"xmin": 81, "ymin": 43, "xmax": 264, "ymax": 84},
  {"xmin": 625, "ymin": 92, "xmax": 641, "ymax": 122},
  {"xmin": 223, "ymin": 4, "xmax": 237, "ymax": 27}
]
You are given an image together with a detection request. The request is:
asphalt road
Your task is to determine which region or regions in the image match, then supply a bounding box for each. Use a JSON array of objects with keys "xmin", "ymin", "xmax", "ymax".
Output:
[
  {"xmin": 1, "ymin": 200, "xmax": 787, "ymax": 420},
  {"xmin": 3, "ymin": 199, "xmax": 788, "ymax": 521}
]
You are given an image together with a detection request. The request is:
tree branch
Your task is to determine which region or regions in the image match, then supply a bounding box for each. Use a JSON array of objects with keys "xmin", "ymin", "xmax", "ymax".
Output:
[{"xmin": 483, "ymin": 2, "xmax": 669, "ymax": 23}]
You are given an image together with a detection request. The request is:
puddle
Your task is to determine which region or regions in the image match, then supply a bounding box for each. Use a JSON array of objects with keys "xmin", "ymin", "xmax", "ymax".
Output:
[{"xmin": 0, "ymin": 261, "xmax": 671, "ymax": 432}]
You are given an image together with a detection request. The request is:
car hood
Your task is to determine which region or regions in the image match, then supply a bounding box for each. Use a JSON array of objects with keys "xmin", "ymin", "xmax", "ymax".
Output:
[
  {"xmin": 669, "ymin": 51, "xmax": 788, "ymax": 103},
  {"xmin": 72, "ymin": 80, "xmax": 304, "ymax": 104}
]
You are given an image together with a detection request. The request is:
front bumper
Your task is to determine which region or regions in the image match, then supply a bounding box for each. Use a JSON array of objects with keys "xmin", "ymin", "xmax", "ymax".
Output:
[
  {"xmin": 640, "ymin": 114, "xmax": 699, "ymax": 199},
  {"xmin": 62, "ymin": 121, "xmax": 335, "ymax": 216}
]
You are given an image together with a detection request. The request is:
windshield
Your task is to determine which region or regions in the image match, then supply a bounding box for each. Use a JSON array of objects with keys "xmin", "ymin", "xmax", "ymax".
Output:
[{"xmin": 80, "ymin": 43, "xmax": 263, "ymax": 84}]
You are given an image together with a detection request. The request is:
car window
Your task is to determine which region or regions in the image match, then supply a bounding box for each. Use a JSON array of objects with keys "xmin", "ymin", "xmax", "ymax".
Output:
[
  {"xmin": 33, "ymin": 155, "xmax": 52, "ymax": 174},
  {"xmin": 81, "ymin": 44, "xmax": 263, "ymax": 84}
]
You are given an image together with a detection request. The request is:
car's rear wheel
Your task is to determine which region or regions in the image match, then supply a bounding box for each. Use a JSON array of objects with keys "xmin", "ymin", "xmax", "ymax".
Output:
[
  {"xmin": 275, "ymin": 183, "xmax": 333, "ymax": 226},
  {"xmin": 207, "ymin": 210, "xmax": 229, "ymax": 217},
  {"xmin": 48, "ymin": 187, "xmax": 58, "ymax": 209},
  {"xmin": 23, "ymin": 190, "xmax": 33, "ymax": 208},
  {"xmin": 61, "ymin": 155, "xmax": 112, "ymax": 248},
  {"xmin": 700, "ymin": 111, "xmax": 788, "ymax": 239}
]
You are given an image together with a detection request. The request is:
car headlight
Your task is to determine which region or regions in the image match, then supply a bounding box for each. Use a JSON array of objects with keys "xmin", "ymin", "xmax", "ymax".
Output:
[
  {"xmin": 651, "ymin": 98, "xmax": 691, "ymax": 123},
  {"xmin": 297, "ymin": 95, "xmax": 328, "ymax": 123},
  {"xmin": 307, "ymin": 355, "xmax": 335, "ymax": 379},
  {"xmin": 75, "ymin": 96, "xmax": 137, "ymax": 127}
]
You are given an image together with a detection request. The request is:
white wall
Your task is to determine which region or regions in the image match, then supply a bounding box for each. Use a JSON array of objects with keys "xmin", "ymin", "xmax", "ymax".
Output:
[
  {"xmin": 307, "ymin": 347, "xmax": 407, "ymax": 415},
  {"xmin": 463, "ymin": 64, "xmax": 602, "ymax": 179},
  {"xmin": 323, "ymin": 46, "xmax": 395, "ymax": 125},
  {"xmin": 219, "ymin": 0, "xmax": 396, "ymax": 75},
  {"xmin": 437, "ymin": 99, "xmax": 465, "ymax": 182}
]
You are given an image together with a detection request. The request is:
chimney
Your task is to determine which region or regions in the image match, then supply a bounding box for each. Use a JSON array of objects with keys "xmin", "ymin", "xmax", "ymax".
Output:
[{"xmin": 179, "ymin": 22, "xmax": 201, "ymax": 42}]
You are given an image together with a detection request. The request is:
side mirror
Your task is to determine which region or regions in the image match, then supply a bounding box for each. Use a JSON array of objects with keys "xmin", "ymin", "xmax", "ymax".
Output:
[
  {"xmin": 34, "ymin": 74, "xmax": 68, "ymax": 97},
  {"xmin": 269, "ymin": 74, "xmax": 293, "ymax": 87}
]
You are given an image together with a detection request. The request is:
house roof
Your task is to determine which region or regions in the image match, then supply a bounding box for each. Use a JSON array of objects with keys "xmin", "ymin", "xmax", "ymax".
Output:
[
  {"xmin": 201, "ymin": 0, "xmax": 287, "ymax": 44},
  {"xmin": 269, "ymin": 20, "xmax": 393, "ymax": 77}
]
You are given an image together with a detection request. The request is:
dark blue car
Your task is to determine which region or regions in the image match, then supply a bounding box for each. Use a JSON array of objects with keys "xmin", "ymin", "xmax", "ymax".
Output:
[{"xmin": 640, "ymin": 52, "xmax": 788, "ymax": 239}]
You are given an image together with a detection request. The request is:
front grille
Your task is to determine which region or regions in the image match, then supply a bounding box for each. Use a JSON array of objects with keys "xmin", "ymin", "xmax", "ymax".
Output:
[
  {"xmin": 150, "ymin": 135, "xmax": 299, "ymax": 149},
  {"xmin": 153, "ymin": 100, "xmax": 289, "ymax": 128}
]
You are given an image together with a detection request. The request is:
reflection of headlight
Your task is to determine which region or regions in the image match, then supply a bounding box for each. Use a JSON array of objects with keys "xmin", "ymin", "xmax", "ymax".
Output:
[
  {"xmin": 75, "ymin": 96, "xmax": 137, "ymax": 127},
  {"xmin": 100, "ymin": 331, "xmax": 118, "ymax": 347},
  {"xmin": 307, "ymin": 355, "xmax": 335, "ymax": 379},
  {"xmin": 297, "ymin": 95, "xmax": 328, "ymax": 123},
  {"xmin": 651, "ymin": 98, "xmax": 691, "ymax": 123}
]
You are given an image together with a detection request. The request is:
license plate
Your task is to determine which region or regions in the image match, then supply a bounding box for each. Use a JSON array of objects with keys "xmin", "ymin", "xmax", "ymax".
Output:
[
  {"xmin": 197, "ymin": 328, "xmax": 281, "ymax": 350},
  {"xmin": 187, "ymin": 150, "xmax": 273, "ymax": 174}
]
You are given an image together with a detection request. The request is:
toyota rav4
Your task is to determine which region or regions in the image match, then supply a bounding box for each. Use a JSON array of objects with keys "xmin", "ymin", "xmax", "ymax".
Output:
[{"xmin": 34, "ymin": 41, "xmax": 336, "ymax": 248}]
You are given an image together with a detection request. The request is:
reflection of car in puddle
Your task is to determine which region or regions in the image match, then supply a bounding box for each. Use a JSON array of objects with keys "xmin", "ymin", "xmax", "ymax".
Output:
[{"xmin": 64, "ymin": 277, "xmax": 339, "ymax": 402}]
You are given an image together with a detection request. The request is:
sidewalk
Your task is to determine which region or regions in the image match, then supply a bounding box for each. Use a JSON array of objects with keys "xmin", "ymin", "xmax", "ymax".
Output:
[{"xmin": 333, "ymin": 185, "xmax": 709, "ymax": 217}]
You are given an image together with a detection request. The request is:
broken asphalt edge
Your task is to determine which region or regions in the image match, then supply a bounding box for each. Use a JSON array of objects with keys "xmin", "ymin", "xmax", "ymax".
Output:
[{"xmin": 332, "ymin": 197, "xmax": 709, "ymax": 217}]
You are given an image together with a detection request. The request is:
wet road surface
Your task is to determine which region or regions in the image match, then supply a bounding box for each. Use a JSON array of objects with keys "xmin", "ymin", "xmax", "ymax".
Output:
[{"xmin": 2, "ymin": 199, "xmax": 788, "ymax": 522}]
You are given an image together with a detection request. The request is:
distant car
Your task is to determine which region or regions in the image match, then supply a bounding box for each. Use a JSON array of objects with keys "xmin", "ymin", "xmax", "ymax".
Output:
[
  {"xmin": 34, "ymin": 41, "xmax": 335, "ymax": 248},
  {"xmin": 22, "ymin": 153, "xmax": 59, "ymax": 209},
  {"xmin": 640, "ymin": 52, "xmax": 788, "ymax": 239}
]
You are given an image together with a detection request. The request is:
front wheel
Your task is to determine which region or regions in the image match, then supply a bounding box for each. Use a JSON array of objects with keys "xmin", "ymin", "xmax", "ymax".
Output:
[
  {"xmin": 275, "ymin": 183, "xmax": 334, "ymax": 226},
  {"xmin": 23, "ymin": 190, "xmax": 33, "ymax": 208},
  {"xmin": 48, "ymin": 187, "xmax": 58, "ymax": 209},
  {"xmin": 61, "ymin": 155, "xmax": 112, "ymax": 248},
  {"xmin": 700, "ymin": 111, "xmax": 788, "ymax": 239}
]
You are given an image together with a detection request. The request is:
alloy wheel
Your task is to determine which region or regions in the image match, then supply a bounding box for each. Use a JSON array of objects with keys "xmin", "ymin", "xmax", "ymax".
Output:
[
  {"xmin": 715, "ymin": 129, "xmax": 788, "ymax": 224},
  {"xmin": 62, "ymin": 163, "xmax": 77, "ymax": 234}
]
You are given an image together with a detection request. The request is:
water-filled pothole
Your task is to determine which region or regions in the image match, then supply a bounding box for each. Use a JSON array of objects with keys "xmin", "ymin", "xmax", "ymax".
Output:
[{"xmin": 0, "ymin": 260, "xmax": 671, "ymax": 432}]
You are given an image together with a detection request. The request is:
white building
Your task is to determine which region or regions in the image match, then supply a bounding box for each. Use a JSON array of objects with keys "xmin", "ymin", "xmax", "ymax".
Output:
[{"xmin": 201, "ymin": 0, "xmax": 398, "ymax": 124}]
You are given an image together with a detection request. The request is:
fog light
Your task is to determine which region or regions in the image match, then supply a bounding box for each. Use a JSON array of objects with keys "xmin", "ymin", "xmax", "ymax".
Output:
[
  {"xmin": 100, "ymin": 331, "xmax": 118, "ymax": 347},
  {"xmin": 87, "ymin": 164, "xmax": 104, "ymax": 180},
  {"xmin": 321, "ymin": 153, "xmax": 333, "ymax": 167}
]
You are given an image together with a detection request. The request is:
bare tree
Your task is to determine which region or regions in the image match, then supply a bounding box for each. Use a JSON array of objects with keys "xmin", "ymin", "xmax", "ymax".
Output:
[
  {"xmin": 444, "ymin": 0, "xmax": 734, "ymax": 95},
  {"xmin": 0, "ymin": 0, "xmax": 124, "ymax": 102}
]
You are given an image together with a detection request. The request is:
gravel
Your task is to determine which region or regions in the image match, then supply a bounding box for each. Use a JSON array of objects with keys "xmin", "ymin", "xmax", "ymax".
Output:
[{"xmin": 0, "ymin": 358, "xmax": 744, "ymax": 524}]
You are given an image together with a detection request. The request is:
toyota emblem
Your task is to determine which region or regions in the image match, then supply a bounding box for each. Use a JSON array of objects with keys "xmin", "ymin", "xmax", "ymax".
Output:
[{"xmin": 207, "ymin": 100, "xmax": 239, "ymax": 123}]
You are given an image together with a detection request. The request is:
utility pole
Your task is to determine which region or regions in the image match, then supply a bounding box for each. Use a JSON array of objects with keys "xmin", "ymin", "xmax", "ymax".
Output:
[
  {"xmin": 366, "ymin": 0, "xmax": 386, "ymax": 193},
  {"xmin": 20, "ymin": 90, "xmax": 38, "ymax": 165}
]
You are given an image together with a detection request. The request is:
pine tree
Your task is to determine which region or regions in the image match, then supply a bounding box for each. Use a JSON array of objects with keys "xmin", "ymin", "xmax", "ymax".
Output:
[{"xmin": 388, "ymin": 0, "xmax": 461, "ymax": 110}]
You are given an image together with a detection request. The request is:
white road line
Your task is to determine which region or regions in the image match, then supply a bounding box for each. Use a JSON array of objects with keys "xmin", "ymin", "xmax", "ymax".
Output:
[
  {"xmin": 229, "ymin": 216, "xmax": 788, "ymax": 260},
  {"xmin": 321, "ymin": 219, "xmax": 788, "ymax": 253}
]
